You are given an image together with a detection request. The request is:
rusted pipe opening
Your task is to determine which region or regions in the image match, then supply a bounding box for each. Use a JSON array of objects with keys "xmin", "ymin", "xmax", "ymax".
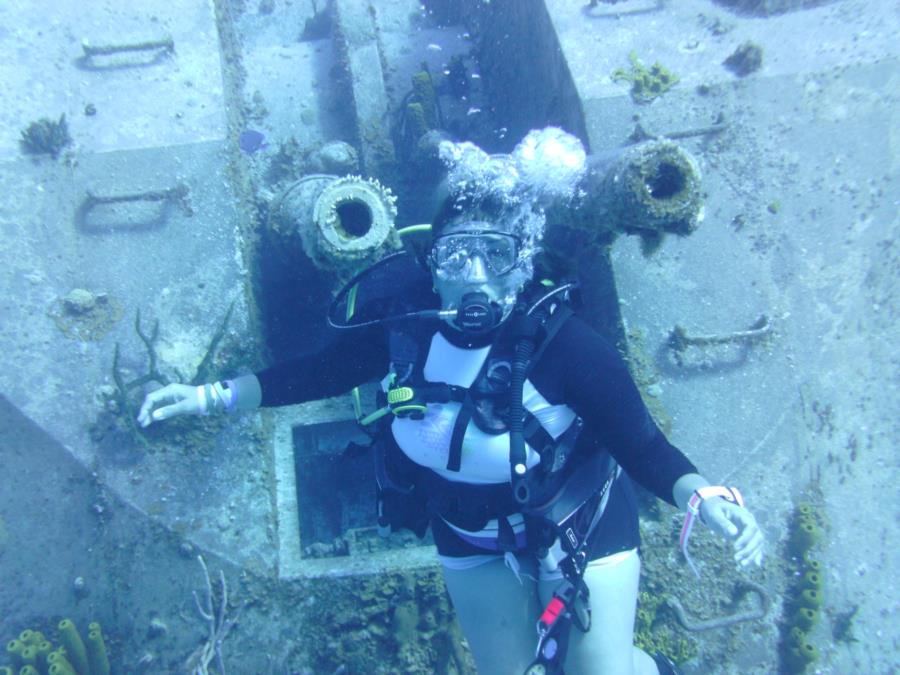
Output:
[
  {"xmin": 335, "ymin": 200, "xmax": 373, "ymax": 238},
  {"xmin": 646, "ymin": 161, "xmax": 685, "ymax": 200}
]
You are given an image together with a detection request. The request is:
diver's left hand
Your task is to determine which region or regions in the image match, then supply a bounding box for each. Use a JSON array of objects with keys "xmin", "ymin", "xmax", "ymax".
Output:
[{"xmin": 700, "ymin": 498, "xmax": 765, "ymax": 567}]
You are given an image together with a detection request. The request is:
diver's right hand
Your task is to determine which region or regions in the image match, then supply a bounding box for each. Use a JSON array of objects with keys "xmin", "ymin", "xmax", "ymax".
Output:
[{"xmin": 137, "ymin": 384, "xmax": 204, "ymax": 427}]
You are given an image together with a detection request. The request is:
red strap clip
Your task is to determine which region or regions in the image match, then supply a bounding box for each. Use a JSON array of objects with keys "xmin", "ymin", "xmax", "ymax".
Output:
[{"xmin": 539, "ymin": 596, "xmax": 566, "ymax": 631}]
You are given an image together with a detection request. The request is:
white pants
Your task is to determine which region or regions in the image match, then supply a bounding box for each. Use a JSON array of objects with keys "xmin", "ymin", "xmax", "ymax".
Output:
[{"xmin": 442, "ymin": 548, "xmax": 660, "ymax": 675}]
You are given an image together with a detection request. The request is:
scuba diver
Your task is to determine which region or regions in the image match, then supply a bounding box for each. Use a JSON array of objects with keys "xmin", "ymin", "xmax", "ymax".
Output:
[{"xmin": 137, "ymin": 141, "xmax": 764, "ymax": 675}]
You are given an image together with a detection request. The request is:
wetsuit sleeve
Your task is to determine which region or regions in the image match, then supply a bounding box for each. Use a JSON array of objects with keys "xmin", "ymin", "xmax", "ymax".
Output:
[
  {"xmin": 542, "ymin": 316, "xmax": 697, "ymax": 506},
  {"xmin": 255, "ymin": 325, "xmax": 388, "ymax": 407}
]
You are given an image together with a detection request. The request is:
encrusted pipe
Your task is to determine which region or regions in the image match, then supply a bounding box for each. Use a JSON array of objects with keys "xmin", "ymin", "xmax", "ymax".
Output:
[
  {"xmin": 271, "ymin": 174, "xmax": 400, "ymax": 279},
  {"xmin": 572, "ymin": 140, "xmax": 703, "ymax": 240}
]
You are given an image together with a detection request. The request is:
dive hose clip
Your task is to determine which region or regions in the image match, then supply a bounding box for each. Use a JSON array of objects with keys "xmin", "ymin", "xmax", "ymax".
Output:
[{"xmin": 528, "ymin": 582, "xmax": 580, "ymax": 675}]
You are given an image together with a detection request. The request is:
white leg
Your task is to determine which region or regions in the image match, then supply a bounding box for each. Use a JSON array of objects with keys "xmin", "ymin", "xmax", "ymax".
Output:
[
  {"xmin": 443, "ymin": 556, "xmax": 541, "ymax": 674},
  {"xmin": 539, "ymin": 549, "xmax": 659, "ymax": 675}
]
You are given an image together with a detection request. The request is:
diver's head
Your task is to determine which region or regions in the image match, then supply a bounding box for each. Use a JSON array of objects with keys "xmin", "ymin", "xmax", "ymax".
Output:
[{"xmin": 428, "ymin": 195, "xmax": 534, "ymax": 334}]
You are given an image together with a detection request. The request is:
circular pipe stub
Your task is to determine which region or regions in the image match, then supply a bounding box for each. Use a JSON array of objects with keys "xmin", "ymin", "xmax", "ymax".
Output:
[
  {"xmin": 609, "ymin": 140, "xmax": 703, "ymax": 237},
  {"xmin": 308, "ymin": 175, "xmax": 400, "ymax": 276},
  {"xmin": 270, "ymin": 173, "xmax": 336, "ymax": 239}
]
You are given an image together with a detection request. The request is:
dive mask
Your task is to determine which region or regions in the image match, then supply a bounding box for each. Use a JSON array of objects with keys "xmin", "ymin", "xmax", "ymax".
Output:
[
  {"xmin": 429, "ymin": 227, "xmax": 530, "ymax": 334},
  {"xmin": 429, "ymin": 229, "xmax": 522, "ymax": 280}
]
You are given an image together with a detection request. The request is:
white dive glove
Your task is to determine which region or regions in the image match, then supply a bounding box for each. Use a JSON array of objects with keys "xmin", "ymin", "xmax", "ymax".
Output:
[
  {"xmin": 136, "ymin": 374, "xmax": 261, "ymax": 427},
  {"xmin": 699, "ymin": 492, "xmax": 765, "ymax": 567},
  {"xmin": 679, "ymin": 485, "xmax": 765, "ymax": 578}
]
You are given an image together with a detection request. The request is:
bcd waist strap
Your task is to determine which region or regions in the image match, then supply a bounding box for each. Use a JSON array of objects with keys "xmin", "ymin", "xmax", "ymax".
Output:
[{"xmin": 419, "ymin": 470, "xmax": 522, "ymax": 532}]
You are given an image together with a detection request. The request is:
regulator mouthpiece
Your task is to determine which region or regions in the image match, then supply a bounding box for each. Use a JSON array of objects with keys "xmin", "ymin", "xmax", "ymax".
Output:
[{"xmin": 457, "ymin": 292, "xmax": 502, "ymax": 333}]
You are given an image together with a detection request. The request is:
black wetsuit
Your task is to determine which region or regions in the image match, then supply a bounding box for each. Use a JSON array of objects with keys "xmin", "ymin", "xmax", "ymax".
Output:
[{"xmin": 255, "ymin": 295, "xmax": 697, "ymax": 561}]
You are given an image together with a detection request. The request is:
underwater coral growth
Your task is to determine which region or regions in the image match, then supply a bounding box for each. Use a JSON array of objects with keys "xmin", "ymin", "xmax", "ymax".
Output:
[
  {"xmin": 184, "ymin": 555, "xmax": 238, "ymax": 675},
  {"xmin": 51, "ymin": 288, "xmax": 123, "ymax": 342},
  {"xmin": 724, "ymin": 42, "xmax": 764, "ymax": 77},
  {"xmin": 394, "ymin": 66, "xmax": 443, "ymax": 158},
  {"xmin": 266, "ymin": 137, "xmax": 305, "ymax": 186},
  {"xmin": 3, "ymin": 619, "xmax": 110, "ymax": 675},
  {"xmin": 634, "ymin": 590, "xmax": 698, "ymax": 665},
  {"xmin": 20, "ymin": 114, "xmax": 72, "ymax": 158},
  {"xmin": 779, "ymin": 497, "xmax": 827, "ymax": 673},
  {"xmin": 612, "ymin": 52, "xmax": 679, "ymax": 103}
]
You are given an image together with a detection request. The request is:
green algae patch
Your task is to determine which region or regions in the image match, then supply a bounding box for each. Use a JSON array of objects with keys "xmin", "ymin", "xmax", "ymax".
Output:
[{"xmin": 613, "ymin": 52, "xmax": 680, "ymax": 103}]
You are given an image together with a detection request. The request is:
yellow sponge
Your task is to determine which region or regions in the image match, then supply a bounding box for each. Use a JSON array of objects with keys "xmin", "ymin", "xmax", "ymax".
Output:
[{"xmin": 58, "ymin": 619, "xmax": 89, "ymax": 675}]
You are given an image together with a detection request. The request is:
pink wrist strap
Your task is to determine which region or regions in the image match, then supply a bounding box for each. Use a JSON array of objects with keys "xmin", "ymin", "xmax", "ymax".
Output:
[{"xmin": 679, "ymin": 486, "xmax": 744, "ymax": 578}]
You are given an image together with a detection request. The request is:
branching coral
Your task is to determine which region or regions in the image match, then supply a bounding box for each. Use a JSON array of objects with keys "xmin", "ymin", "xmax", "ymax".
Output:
[
  {"xmin": 191, "ymin": 302, "xmax": 235, "ymax": 386},
  {"xmin": 185, "ymin": 555, "xmax": 239, "ymax": 675},
  {"xmin": 105, "ymin": 302, "xmax": 235, "ymax": 440},
  {"xmin": 20, "ymin": 115, "xmax": 72, "ymax": 158},
  {"xmin": 109, "ymin": 309, "xmax": 169, "ymax": 441}
]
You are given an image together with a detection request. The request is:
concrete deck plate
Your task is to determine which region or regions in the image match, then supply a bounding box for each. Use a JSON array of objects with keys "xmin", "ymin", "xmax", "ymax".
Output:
[
  {"xmin": 546, "ymin": 0, "xmax": 898, "ymax": 152},
  {"xmin": 0, "ymin": 139, "xmax": 270, "ymax": 570},
  {"xmin": 0, "ymin": 0, "xmax": 225, "ymax": 159}
]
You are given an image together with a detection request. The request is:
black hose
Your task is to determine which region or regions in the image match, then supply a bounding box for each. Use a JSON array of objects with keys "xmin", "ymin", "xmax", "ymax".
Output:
[{"xmin": 510, "ymin": 325, "xmax": 535, "ymax": 504}]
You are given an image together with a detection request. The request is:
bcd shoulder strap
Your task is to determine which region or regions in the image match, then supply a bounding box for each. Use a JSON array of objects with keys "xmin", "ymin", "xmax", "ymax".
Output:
[{"xmin": 446, "ymin": 293, "xmax": 576, "ymax": 474}]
